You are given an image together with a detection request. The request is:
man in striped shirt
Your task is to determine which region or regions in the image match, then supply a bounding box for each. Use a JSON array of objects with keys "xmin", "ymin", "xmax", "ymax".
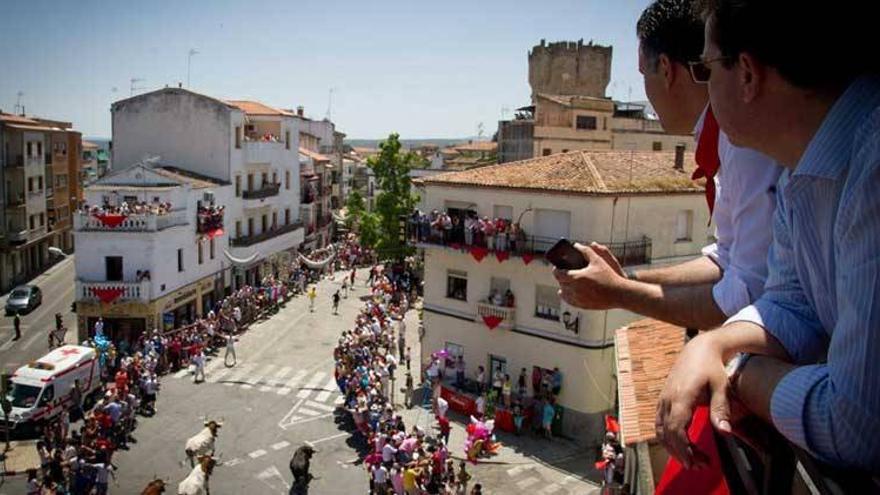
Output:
[{"xmin": 656, "ymin": 0, "xmax": 880, "ymax": 472}]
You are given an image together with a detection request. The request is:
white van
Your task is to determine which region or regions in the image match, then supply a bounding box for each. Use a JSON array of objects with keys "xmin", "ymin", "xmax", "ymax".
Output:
[{"xmin": 2, "ymin": 345, "xmax": 102, "ymax": 435}]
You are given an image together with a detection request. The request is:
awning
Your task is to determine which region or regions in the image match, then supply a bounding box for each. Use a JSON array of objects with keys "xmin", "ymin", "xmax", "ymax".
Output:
[{"xmin": 224, "ymin": 249, "xmax": 261, "ymax": 266}]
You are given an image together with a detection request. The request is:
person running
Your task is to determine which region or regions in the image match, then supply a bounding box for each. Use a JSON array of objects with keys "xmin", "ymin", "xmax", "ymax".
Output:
[
  {"xmin": 308, "ymin": 286, "xmax": 317, "ymax": 312},
  {"xmin": 341, "ymin": 277, "xmax": 349, "ymax": 299},
  {"xmin": 13, "ymin": 311, "xmax": 21, "ymax": 340},
  {"xmin": 192, "ymin": 349, "xmax": 206, "ymax": 383},
  {"xmin": 332, "ymin": 290, "xmax": 341, "ymax": 315},
  {"xmin": 224, "ymin": 329, "xmax": 236, "ymax": 367}
]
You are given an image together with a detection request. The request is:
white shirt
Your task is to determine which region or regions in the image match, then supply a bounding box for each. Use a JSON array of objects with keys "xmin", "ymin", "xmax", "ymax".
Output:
[
  {"xmin": 382, "ymin": 443, "xmax": 397, "ymax": 462},
  {"xmin": 695, "ymin": 108, "xmax": 783, "ymax": 317}
]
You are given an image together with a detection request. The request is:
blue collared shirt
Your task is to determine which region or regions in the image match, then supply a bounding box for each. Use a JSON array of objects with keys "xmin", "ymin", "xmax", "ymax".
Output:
[{"xmin": 730, "ymin": 76, "xmax": 880, "ymax": 471}]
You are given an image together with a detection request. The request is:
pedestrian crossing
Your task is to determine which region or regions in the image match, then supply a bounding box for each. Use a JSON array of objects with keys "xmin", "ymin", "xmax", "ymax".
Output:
[
  {"xmin": 167, "ymin": 362, "xmax": 342, "ymax": 407},
  {"xmin": 502, "ymin": 465, "xmax": 598, "ymax": 495}
]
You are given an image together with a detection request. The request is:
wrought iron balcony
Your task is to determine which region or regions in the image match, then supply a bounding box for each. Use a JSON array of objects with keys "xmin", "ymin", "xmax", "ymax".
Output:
[
  {"xmin": 475, "ymin": 301, "xmax": 516, "ymax": 330},
  {"xmin": 241, "ymin": 183, "xmax": 280, "ymax": 200},
  {"xmin": 229, "ymin": 221, "xmax": 302, "ymax": 247},
  {"xmin": 76, "ymin": 279, "xmax": 151, "ymax": 303}
]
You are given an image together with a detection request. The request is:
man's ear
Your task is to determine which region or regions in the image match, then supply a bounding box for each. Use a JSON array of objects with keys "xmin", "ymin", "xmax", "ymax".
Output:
[
  {"xmin": 658, "ymin": 53, "xmax": 677, "ymax": 90},
  {"xmin": 738, "ymin": 52, "xmax": 763, "ymax": 103}
]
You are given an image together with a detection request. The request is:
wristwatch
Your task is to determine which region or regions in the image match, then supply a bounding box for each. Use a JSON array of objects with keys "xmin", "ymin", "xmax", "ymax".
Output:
[{"xmin": 725, "ymin": 352, "xmax": 753, "ymax": 391}]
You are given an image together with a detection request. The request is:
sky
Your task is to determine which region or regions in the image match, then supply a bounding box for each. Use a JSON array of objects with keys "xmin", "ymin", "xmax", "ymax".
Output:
[{"xmin": 0, "ymin": 0, "xmax": 653, "ymax": 140}]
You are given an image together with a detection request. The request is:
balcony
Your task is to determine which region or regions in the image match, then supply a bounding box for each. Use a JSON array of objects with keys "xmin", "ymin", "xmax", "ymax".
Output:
[
  {"xmin": 76, "ymin": 279, "xmax": 151, "ymax": 303},
  {"xmin": 197, "ymin": 207, "xmax": 224, "ymax": 234},
  {"xmin": 415, "ymin": 229, "xmax": 652, "ymax": 267},
  {"xmin": 5, "ymin": 195, "xmax": 25, "ymax": 208},
  {"xmin": 475, "ymin": 302, "xmax": 516, "ymax": 330},
  {"xmin": 242, "ymin": 183, "xmax": 280, "ymax": 200},
  {"xmin": 73, "ymin": 210, "xmax": 189, "ymax": 232},
  {"xmin": 243, "ymin": 140, "xmax": 285, "ymax": 165},
  {"xmin": 229, "ymin": 221, "xmax": 303, "ymax": 248},
  {"xmin": 5, "ymin": 155, "xmax": 24, "ymax": 168}
]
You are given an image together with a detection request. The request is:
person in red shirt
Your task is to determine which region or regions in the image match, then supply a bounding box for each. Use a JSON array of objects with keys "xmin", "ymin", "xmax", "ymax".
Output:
[
  {"xmin": 114, "ymin": 369, "xmax": 128, "ymax": 397},
  {"xmin": 436, "ymin": 414, "xmax": 451, "ymax": 445}
]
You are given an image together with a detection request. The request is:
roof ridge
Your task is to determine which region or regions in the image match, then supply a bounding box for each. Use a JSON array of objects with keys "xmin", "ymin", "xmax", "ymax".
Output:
[{"xmin": 578, "ymin": 152, "xmax": 607, "ymax": 192}]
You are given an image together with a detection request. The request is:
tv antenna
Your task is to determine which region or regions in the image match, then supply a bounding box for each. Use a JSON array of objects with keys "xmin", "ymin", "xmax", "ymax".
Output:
[
  {"xmin": 500, "ymin": 106, "xmax": 510, "ymax": 120},
  {"xmin": 325, "ymin": 87, "xmax": 336, "ymax": 121},
  {"xmin": 187, "ymin": 49, "xmax": 199, "ymax": 88},
  {"xmin": 477, "ymin": 122, "xmax": 485, "ymax": 140},
  {"xmin": 130, "ymin": 78, "xmax": 146, "ymax": 96},
  {"xmin": 14, "ymin": 91, "xmax": 24, "ymax": 115}
]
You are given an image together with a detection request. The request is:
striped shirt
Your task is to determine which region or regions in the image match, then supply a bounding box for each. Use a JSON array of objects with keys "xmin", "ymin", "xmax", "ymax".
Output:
[{"xmin": 730, "ymin": 76, "xmax": 880, "ymax": 471}]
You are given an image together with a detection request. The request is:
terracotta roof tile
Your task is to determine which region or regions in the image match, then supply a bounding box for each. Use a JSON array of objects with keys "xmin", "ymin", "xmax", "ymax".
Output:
[
  {"xmin": 423, "ymin": 150, "xmax": 703, "ymax": 195},
  {"xmin": 0, "ymin": 113, "xmax": 40, "ymax": 125},
  {"xmin": 615, "ymin": 319, "xmax": 686, "ymax": 446},
  {"xmin": 299, "ymin": 147, "xmax": 331, "ymax": 162},
  {"xmin": 226, "ymin": 100, "xmax": 293, "ymax": 117},
  {"xmin": 454, "ymin": 141, "xmax": 497, "ymax": 152}
]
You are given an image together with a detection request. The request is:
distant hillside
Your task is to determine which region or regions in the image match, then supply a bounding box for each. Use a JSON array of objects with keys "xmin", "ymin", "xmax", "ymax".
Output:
[{"xmin": 346, "ymin": 137, "xmax": 486, "ymax": 150}]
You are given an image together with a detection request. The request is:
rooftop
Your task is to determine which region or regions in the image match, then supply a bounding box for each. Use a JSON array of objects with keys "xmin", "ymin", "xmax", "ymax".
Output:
[
  {"xmin": 615, "ymin": 319, "xmax": 685, "ymax": 446},
  {"xmin": 153, "ymin": 166, "xmax": 226, "ymax": 189},
  {"xmin": 0, "ymin": 113, "xmax": 40, "ymax": 125},
  {"xmin": 299, "ymin": 147, "xmax": 331, "ymax": 162},
  {"xmin": 453, "ymin": 141, "xmax": 497, "ymax": 153},
  {"xmin": 423, "ymin": 150, "xmax": 703, "ymax": 196},
  {"xmin": 226, "ymin": 100, "xmax": 293, "ymax": 117},
  {"xmin": 536, "ymin": 93, "xmax": 614, "ymax": 108},
  {"xmin": 82, "ymin": 140, "xmax": 100, "ymax": 150}
]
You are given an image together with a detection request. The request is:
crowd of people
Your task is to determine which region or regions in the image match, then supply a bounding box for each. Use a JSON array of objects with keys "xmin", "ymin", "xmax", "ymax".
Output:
[
  {"xmin": 79, "ymin": 199, "xmax": 174, "ymax": 217},
  {"xmin": 408, "ymin": 210, "xmax": 526, "ymax": 253},
  {"xmin": 196, "ymin": 204, "xmax": 225, "ymax": 233},
  {"xmin": 333, "ymin": 258, "xmax": 482, "ymax": 494}
]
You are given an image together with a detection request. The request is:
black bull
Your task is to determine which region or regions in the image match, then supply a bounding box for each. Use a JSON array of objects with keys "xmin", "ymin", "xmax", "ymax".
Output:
[{"xmin": 290, "ymin": 445, "xmax": 316, "ymax": 485}]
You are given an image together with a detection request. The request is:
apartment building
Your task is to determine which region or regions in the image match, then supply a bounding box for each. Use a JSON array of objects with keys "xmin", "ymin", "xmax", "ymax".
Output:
[
  {"xmin": 110, "ymin": 87, "xmax": 304, "ymax": 290},
  {"xmin": 417, "ymin": 148, "xmax": 710, "ymax": 444},
  {"xmin": 0, "ymin": 112, "xmax": 82, "ymax": 292},
  {"xmin": 73, "ymin": 163, "xmax": 231, "ymax": 341},
  {"xmin": 298, "ymin": 147, "xmax": 331, "ymax": 250}
]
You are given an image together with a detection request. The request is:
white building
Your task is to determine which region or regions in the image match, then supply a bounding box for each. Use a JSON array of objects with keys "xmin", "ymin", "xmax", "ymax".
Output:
[
  {"xmin": 418, "ymin": 149, "xmax": 710, "ymax": 444},
  {"xmin": 73, "ymin": 163, "xmax": 232, "ymax": 341},
  {"xmin": 110, "ymin": 88, "xmax": 304, "ymax": 290}
]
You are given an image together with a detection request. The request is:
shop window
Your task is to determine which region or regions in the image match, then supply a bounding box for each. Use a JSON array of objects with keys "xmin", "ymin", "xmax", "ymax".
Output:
[
  {"xmin": 445, "ymin": 342, "xmax": 463, "ymax": 369},
  {"xmin": 535, "ymin": 284, "xmax": 561, "ymax": 321},
  {"xmin": 446, "ymin": 270, "xmax": 468, "ymax": 301},
  {"xmin": 177, "ymin": 248, "xmax": 184, "ymax": 272}
]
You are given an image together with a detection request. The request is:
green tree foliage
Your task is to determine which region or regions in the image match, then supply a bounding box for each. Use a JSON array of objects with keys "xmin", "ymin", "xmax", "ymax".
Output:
[
  {"xmin": 367, "ymin": 133, "xmax": 419, "ymax": 258},
  {"xmin": 358, "ymin": 212, "xmax": 381, "ymax": 250},
  {"xmin": 344, "ymin": 189, "xmax": 366, "ymax": 228}
]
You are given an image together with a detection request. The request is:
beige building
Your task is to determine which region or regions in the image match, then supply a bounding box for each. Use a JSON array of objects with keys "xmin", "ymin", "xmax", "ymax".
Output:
[{"xmin": 417, "ymin": 149, "xmax": 710, "ymax": 444}]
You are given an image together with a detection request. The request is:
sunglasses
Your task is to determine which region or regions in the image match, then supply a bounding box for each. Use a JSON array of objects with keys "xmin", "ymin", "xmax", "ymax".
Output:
[{"xmin": 687, "ymin": 56, "xmax": 732, "ymax": 84}]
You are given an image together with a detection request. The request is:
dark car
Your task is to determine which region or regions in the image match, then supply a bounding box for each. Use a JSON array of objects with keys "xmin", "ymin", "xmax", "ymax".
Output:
[{"xmin": 5, "ymin": 285, "xmax": 42, "ymax": 316}]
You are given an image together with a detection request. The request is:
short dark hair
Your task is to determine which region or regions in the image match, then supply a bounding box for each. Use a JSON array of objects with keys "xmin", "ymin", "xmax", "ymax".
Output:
[
  {"xmin": 704, "ymin": 0, "xmax": 880, "ymax": 89},
  {"xmin": 637, "ymin": 0, "xmax": 705, "ymax": 70}
]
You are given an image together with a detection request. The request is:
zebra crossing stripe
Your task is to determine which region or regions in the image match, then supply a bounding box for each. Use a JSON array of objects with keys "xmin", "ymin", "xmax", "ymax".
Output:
[
  {"xmin": 224, "ymin": 364, "xmax": 252, "ymax": 387},
  {"xmin": 247, "ymin": 364, "xmax": 276, "ymax": 386},
  {"xmin": 313, "ymin": 377, "xmax": 338, "ymax": 402},
  {"xmin": 271, "ymin": 366, "xmax": 293, "ymax": 385},
  {"xmin": 507, "ymin": 465, "xmax": 527, "ymax": 477},
  {"xmin": 305, "ymin": 400, "xmax": 336, "ymax": 412},
  {"xmin": 516, "ymin": 477, "xmax": 539, "ymax": 489},
  {"xmin": 297, "ymin": 407, "xmax": 324, "ymax": 417},
  {"xmin": 286, "ymin": 370, "xmax": 308, "ymax": 388},
  {"xmin": 539, "ymin": 484, "xmax": 562, "ymax": 494},
  {"xmin": 296, "ymin": 371, "xmax": 327, "ymax": 399},
  {"xmin": 206, "ymin": 366, "xmax": 233, "ymax": 384},
  {"xmin": 334, "ymin": 396, "xmax": 344, "ymax": 406},
  {"xmin": 271, "ymin": 441, "xmax": 290, "ymax": 450},
  {"xmin": 277, "ymin": 387, "xmax": 292, "ymax": 396}
]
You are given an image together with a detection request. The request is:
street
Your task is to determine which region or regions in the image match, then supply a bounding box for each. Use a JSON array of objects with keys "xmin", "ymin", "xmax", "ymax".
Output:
[{"xmin": 0, "ymin": 256, "xmax": 77, "ymax": 376}]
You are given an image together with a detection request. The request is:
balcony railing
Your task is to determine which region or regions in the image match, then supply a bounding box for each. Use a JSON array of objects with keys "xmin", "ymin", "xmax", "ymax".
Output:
[
  {"xmin": 242, "ymin": 183, "xmax": 280, "ymax": 200},
  {"xmin": 5, "ymin": 195, "xmax": 25, "ymax": 207},
  {"xmin": 414, "ymin": 229, "xmax": 652, "ymax": 267},
  {"xmin": 73, "ymin": 210, "xmax": 189, "ymax": 232},
  {"xmin": 229, "ymin": 221, "xmax": 302, "ymax": 248},
  {"xmin": 76, "ymin": 279, "xmax": 151, "ymax": 303},
  {"xmin": 475, "ymin": 302, "xmax": 515, "ymax": 330}
]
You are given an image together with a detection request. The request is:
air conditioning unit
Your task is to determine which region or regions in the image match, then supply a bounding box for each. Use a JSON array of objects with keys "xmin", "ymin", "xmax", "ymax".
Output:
[{"xmin": 203, "ymin": 191, "xmax": 215, "ymax": 204}]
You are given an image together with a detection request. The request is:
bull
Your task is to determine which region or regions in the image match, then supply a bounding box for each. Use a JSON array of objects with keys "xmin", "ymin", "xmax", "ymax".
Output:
[{"xmin": 184, "ymin": 419, "xmax": 223, "ymax": 467}]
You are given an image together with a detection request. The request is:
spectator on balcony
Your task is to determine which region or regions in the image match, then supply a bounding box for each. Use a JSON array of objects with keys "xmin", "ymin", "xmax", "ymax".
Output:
[
  {"xmin": 656, "ymin": 0, "xmax": 880, "ymax": 472},
  {"xmin": 554, "ymin": 0, "xmax": 782, "ymax": 332},
  {"xmin": 482, "ymin": 217, "xmax": 496, "ymax": 250},
  {"xmin": 464, "ymin": 215, "xmax": 476, "ymax": 246},
  {"xmin": 504, "ymin": 289, "xmax": 515, "ymax": 308}
]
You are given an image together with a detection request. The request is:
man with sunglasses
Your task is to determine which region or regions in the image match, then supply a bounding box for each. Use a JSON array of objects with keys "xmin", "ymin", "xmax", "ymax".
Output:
[
  {"xmin": 555, "ymin": 0, "xmax": 781, "ymax": 331},
  {"xmin": 656, "ymin": 0, "xmax": 880, "ymax": 473}
]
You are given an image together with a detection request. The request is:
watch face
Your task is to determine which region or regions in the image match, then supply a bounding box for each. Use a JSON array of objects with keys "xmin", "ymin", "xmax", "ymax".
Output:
[{"xmin": 725, "ymin": 353, "xmax": 745, "ymax": 378}]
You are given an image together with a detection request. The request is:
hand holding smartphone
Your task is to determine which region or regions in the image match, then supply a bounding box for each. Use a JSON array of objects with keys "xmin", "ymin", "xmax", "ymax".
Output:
[{"xmin": 545, "ymin": 238, "xmax": 589, "ymax": 270}]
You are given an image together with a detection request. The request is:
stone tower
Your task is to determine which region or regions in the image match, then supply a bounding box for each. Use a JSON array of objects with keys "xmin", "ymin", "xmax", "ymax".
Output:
[{"xmin": 528, "ymin": 39, "xmax": 612, "ymax": 98}]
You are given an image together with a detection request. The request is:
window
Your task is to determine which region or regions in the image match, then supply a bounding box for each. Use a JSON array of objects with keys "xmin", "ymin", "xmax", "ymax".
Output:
[
  {"xmin": 446, "ymin": 270, "xmax": 468, "ymax": 301},
  {"xmin": 177, "ymin": 249, "xmax": 184, "ymax": 272},
  {"xmin": 105, "ymin": 256, "xmax": 123, "ymax": 282},
  {"xmin": 235, "ymin": 176, "xmax": 241, "ymax": 197},
  {"xmin": 198, "ymin": 242, "xmax": 204, "ymax": 265},
  {"xmin": 261, "ymin": 172, "xmax": 268, "ymax": 188},
  {"xmin": 285, "ymin": 208, "xmax": 290, "ymax": 225},
  {"xmin": 28, "ymin": 177, "xmax": 33, "ymax": 192},
  {"xmin": 285, "ymin": 170, "xmax": 290, "ymax": 190},
  {"xmin": 56, "ymin": 174, "xmax": 67, "ymax": 188},
  {"xmin": 235, "ymin": 126, "xmax": 241, "ymax": 149},
  {"xmin": 248, "ymin": 218, "xmax": 254, "ymax": 236},
  {"xmin": 29, "ymin": 215, "xmax": 34, "ymax": 230},
  {"xmin": 272, "ymin": 172, "xmax": 277, "ymax": 185},
  {"xmin": 653, "ymin": 141, "xmax": 663, "ymax": 151},
  {"xmin": 39, "ymin": 213, "xmax": 44, "ymax": 226},
  {"xmin": 272, "ymin": 211, "xmax": 277, "ymax": 228},
  {"xmin": 576, "ymin": 115, "xmax": 597, "ymax": 130},
  {"xmin": 535, "ymin": 284, "xmax": 561, "ymax": 321},
  {"xmin": 37, "ymin": 142, "xmax": 42, "ymax": 157},
  {"xmin": 261, "ymin": 214, "xmax": 268, "ymax": 232},
  {"xmin": 209, "ymin": 238, "xmax": 215, "ymax": 259},
  {"xmin": 38, "ymin": 177, "xmax": 43, "ymax": 191},
  {"xmin": 542, "ymin": 148, "xmax": 552, "ymax": 156},
  {"xmin": 676, "ymin": 210, "xmax": 694, "ymax": 241},
  {"xmin": 247, "ymin": 174, "xmax": 254, "ymax": 192},
  {"xmin": 235, "ymin": 220, "xmax": 242, "ymax": 238},
  {"xmin": 285, "ymin": 130, "xmax": 290, "ymax": 150}
]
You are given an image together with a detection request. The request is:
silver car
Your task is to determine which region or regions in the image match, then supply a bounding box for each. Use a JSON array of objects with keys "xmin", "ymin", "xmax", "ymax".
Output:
[{"xmin": 5, "ymin": 285, "xmax": 42, "ymax": 316}]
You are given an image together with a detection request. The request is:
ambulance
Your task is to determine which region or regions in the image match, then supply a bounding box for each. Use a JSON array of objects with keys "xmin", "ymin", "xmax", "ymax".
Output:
[{"xmin": 2, "ymin": 345, "xmax": 102, "ymax": 436}]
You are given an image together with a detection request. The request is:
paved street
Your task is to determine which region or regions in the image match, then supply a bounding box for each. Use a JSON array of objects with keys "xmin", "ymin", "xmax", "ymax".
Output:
[
  {"xmin": 1, "ymin": 267, "xmax": 600, "ymax": 494},
  {"xmin": 0, "ymin": 255, "xmax": 77, "ymax": 376}
]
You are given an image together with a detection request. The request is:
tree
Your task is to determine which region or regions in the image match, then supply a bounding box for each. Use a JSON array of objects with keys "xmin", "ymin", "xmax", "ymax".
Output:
[
  {"xmin": 358, "ymin": 212, "xmax": 381, "ymax": 250},
  {"xmin": 344, "ymin": 189, "xmax": 366, "ymax": 228},
  {"xmin": 367, "ymin": 133, "xmax": 420, "ymax": 258}
]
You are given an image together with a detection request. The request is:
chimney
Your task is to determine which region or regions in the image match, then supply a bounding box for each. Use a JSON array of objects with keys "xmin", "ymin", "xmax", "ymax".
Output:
[
  {"xmin": 674, "ymin": 143, "xmax": 686, "ymax": 170},
  {"xmin": 296, "ymin": 106, "xmax": 304, "ymax": 117}
]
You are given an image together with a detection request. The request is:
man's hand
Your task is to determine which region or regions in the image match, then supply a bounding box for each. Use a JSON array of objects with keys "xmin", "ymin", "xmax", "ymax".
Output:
[
  {"xmin": 655, "ymin": 333, "xmax": 736, "ymax": 469},
  {"xmin": 553, "ymin": 242, "xmax": 627, "ymax": 310}
]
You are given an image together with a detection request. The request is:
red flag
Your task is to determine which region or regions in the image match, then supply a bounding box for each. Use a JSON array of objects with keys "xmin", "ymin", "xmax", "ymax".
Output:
[
  {"xmin": 470, "ymin": 246, "xmax": 488, "ymax": 262},
  {"xmin": 522, "ymin": 253, "xmax": 535, "ymax": 265},
  {"xmin": 605, "ymin": 414, "xmax": 620, "ymax": 434},
  {"xmin": 93, "ymin": 213, "xmax": 128, "ymax": 228},
  {"xmin": 482, "ymin": 315, "xmax": 503, "ymax": 330},
  {"xmin": 92, "ymin": 287, "xmax": 124, "ymax": 304},
  {"xmin": 495, "ymin": 250, "xmax": 510, "ymax": 263},
  {"xmin": 655, "ymin": 406, "xmax": 730, "ymax": 495}
]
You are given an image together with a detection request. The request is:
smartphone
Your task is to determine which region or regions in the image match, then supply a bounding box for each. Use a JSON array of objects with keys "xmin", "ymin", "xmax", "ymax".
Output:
[{"xmin": 545, "ymin": 238, "xmax": 588, "ymax": 270}]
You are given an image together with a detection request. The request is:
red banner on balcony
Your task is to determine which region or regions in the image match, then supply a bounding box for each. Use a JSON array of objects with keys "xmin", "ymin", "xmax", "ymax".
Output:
[
  {"xmin": 470, "ymin": 246, "xmax": 488, "ymax": 262},
  {"xmin": 655, "ymin": 406, "xmax": 730, "ymax": 495},
  {"xmin": 605, "ymin": 414, "xmax": 620, "ymax": 433},
  {"xmin": 205, "ymin": 227, "xmax": 224, "ymax": 240},
  {"xmin": 522, "ymin": 253, "xmax": 535, "ymax": 265},
  {"xmin": 449, "ymin": 243, "xmax": 461, "ymax": 251},
  {"xmin": 92, "ymin": 287, "xmax": 124, "ymax": 304},
  {"xmin": 93, "ymin": 213, "xmax": 128, "ymax": 228},
  {"xmin": 482, "ymin": 314, "xmax": 503, "ymax": 330},
  {"xmin": 495, "ymin": 250, "xmax": 510, "ymax": 263}
]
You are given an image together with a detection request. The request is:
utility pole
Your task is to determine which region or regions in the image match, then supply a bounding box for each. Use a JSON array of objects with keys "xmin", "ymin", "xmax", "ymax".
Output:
[
  {"xmin": 187, "ymin": 49, "xmax": 199, "ymax": 88},
  {"xmin": 13, "ymin": 91, "xmax": 24, "ymax": 115}
]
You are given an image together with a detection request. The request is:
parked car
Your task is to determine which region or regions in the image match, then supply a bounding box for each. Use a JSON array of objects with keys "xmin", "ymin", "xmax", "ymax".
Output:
[{"xmin": 5, "ymin": 285, "xmax": 42, "ymax": 316}]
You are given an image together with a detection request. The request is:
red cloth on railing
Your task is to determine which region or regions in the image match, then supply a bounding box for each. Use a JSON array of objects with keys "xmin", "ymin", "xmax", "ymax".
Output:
[
  {"xmin": 522, "ymin": 253, "xmax": 535, "ymax": 265},
  {"xmin": 92, "ymin": 287, "xmax": 124, "ymax": 304},
  {"xmin": 495, "ymin": 250, "xmax": 510, "ymax": 263},
  {"xmin": 482, "ymin": 315, "xmax": 503, "ymax": 330},
  {"xmin": 605, "ymin": 414, "xmax": 620, "ymax": 433},
  {"xmin": 655, "ymin": 406, "xmax": 730, "ymax": 495},
  {"xmin": 470, "ymin": 246, "xmax": 489, "ymax": 262},
  {"xmin": 205, "ymin": 227, "xmax": 224, "ymax": 239},
  {"xmin": 93, "ymin": 213, "xmax": 128, "ymax": 228},
  {"xmin": 440, "ymin": 385, "xmax": 476, "ymax": 416}
]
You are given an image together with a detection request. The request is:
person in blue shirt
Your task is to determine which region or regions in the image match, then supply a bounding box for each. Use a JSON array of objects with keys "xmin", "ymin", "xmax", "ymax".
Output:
[{"xmin": 656, "ymin": 0, "xmax": 880, "ymax": 472}]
